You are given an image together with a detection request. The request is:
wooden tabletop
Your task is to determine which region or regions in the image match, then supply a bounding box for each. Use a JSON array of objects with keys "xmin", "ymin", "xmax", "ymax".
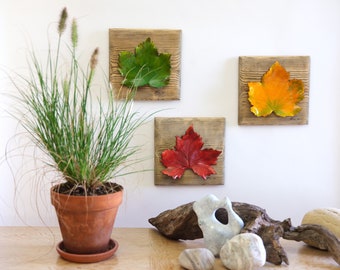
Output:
[{"xmin": 0, "ymin": 227, "xmax": 339, "ymax": 269}]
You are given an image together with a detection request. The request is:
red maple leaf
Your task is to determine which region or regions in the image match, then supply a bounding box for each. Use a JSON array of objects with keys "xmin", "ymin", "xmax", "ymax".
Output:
[{"xmin": 161, "ymin": 125, "xmax": 222, "ymax": 180}]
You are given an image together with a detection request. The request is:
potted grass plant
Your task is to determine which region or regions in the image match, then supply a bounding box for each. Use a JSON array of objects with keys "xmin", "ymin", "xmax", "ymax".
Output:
[{"xmin": 10, "ymin": 7, "xmax": 154, "ymax": 263}]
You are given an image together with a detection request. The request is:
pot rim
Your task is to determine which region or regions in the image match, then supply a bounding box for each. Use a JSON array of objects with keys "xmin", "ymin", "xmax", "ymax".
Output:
[{"xmin": 50, "ymin": 184, "xmax": 124, "ymax": 211}]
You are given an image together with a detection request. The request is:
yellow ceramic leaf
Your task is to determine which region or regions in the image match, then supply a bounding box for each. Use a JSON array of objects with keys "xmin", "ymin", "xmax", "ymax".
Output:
[{"xmin": 248, "ymin": 61, "xmax": 304, "ymax": 117}]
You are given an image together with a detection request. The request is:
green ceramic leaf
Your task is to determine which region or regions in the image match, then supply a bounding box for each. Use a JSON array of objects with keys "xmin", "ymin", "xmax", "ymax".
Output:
[{"xmin": 118, "ymin": 38, "xmax": 171, "ymax": 88}]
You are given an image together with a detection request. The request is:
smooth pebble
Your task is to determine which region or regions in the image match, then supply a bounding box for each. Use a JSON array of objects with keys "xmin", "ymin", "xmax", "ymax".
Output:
[
  {"xmin": 220, "ymin": 233, "xmax": 266, "ymax": 270},
  {"xmin": 302, "ymin": 208, "xmax": 340, "ymax": 239},
  {"xmin": 178, "ymin": 248, "xmax": 215, "ymax": 270}
]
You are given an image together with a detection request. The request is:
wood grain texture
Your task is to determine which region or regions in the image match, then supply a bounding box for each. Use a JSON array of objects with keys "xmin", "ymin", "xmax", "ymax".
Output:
[
  {"xmin": 0, "ymin": 227, "xmax": 339, "ymax": 269},
  {"xmin": 154, "ymin": 117, "xmax": 225, "ymax": 185},
  {"xmin": 238, "ymin": 56, "xmax": 310, "ymax": 125},
  {"xmin": 109, "ymin": 29, "xmax": 181, "ymax": 100}
]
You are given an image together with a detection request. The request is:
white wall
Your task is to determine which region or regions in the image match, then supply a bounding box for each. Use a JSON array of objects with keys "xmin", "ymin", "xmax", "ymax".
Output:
[{"xmin": 1, "ymin": 0, "xmax": 340, "ymax": 228}]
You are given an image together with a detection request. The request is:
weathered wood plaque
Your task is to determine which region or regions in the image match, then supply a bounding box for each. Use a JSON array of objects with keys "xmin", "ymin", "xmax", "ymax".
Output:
[
  {"xmin": 154, "ymin": 117, "xmax": 225, "ymax": 185},
  {"xmin": 109, "ymin": 29, "xmax": 181, "ymax": 100},
  {"xmin": 238, "ymin": 56, "xmax": 310, "ymax": 125}
]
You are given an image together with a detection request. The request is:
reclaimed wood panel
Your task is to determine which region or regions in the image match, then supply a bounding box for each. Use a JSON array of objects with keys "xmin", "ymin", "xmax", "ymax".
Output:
[
  {"xmin": 154, "ymin": 117, "xmax": 225, "ymax": 185},
  {"xmin": 109, "ymin": 29, "xmax": 181, "ymax": 100},
  {"xmin": 238, "ymin": 56, "xmax": 310, "ymax": 125}
]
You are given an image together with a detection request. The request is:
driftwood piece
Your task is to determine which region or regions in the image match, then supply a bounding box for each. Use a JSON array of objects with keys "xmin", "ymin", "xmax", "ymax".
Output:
[
  {"xmin": 232, "ymin": 202, "xmax": 291, "ymax": 265},
  {"xmin": 149, "ymin": 201, "xmax": 340, "ymax": 266},
  {"xmin": 149, "ymin": 202, "xmax": 203, "ymax": 240},
  {"xmin": 284, "ymin": 224, "xmax": 340, "ymax": 265},
  {"xmin": 149, "ymin": 201, "xmax": 289, "ymax": 264}
]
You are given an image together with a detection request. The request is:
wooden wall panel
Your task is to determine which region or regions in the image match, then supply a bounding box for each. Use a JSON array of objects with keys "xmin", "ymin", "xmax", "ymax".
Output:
[
  {"xmin": 238, "ymin": 56, "xmax": 310, "ymax": 125},
  {"xmin": 109, "ymin": 29, "xmax": 181, "ymax": 100},
  {"xmin": 154, "ymin": 117, "xmax": 225, "ymax": 185}
]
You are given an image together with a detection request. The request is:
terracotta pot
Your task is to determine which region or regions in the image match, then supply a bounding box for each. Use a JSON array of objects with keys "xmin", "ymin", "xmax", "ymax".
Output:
[{"xmin": 51, "ymin": 184, "xmax": 123, "ymax": 255}]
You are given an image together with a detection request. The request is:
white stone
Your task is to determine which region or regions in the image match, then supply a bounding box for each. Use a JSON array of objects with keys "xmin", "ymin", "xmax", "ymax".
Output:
[
  {"xmin": 178, "ymin": 248, "xmax": 215, "ymax": 270},
  {"xmin": 193, "ymin": 194, "xmax": 244, "ymax": 256},
  {"xmin": 302, "ymin": 208, "xmax": 340, "ymax": 239},
  {"xmin": 220, "ymin": 233, "xmax": 266, "ymax": 270}
]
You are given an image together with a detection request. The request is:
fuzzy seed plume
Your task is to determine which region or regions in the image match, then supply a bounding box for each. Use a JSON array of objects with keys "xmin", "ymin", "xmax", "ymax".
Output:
[
  {"xmin": 58, "ymin": 7, "xmax": 68, "ymax": 35},
  {"xmin": 71, "ymin": 18, "xmax": 78, "ymax": 48},
  {"xmin": 90, "ymin": 48, "xmax": 99, "ymax": 70}
]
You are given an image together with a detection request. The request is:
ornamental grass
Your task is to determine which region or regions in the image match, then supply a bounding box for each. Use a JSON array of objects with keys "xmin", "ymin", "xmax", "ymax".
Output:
[{"xmin": 11, "ymin": 8, "xmax": 153, "ymax": 194}]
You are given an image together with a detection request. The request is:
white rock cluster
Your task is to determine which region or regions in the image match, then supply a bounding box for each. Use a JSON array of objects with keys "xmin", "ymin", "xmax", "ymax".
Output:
[{"xmin": 179, "ymin": 194, "xmax": 267, "ymax": 270}]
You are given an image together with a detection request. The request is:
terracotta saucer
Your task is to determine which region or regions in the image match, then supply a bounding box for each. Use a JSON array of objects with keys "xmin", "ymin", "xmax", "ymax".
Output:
[{"xmin": 56, "ymin": 239, "xmax": 118, "ymax": 263}]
